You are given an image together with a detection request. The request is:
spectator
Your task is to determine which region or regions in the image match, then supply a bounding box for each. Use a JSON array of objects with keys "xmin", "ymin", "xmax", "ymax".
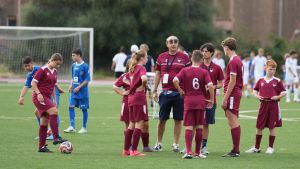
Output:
[{"xmin": 111, "ymin": 46, "xmax": 127, "ymax": 78}]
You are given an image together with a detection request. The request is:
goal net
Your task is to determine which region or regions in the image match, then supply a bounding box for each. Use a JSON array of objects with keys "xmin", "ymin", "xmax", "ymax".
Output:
[{"xmin": 0, "ymin": 26, "xmax": 94, "ymax": 81}]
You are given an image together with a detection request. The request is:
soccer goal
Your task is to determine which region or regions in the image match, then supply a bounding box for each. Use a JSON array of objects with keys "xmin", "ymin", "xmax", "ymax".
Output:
[{"xmin": 0, "ymin": 26, "xmax": 94, "ymax": 81}]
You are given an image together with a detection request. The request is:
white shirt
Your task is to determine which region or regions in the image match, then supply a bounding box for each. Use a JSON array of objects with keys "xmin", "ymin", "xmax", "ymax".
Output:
[
  {"xmin": 112, "ymin": 52, "xmax": 127, "ymax": 72},
  {"xmin": 252, "ymin": 55, "xmax": 267, "ymax": 77},
  {"xmin": 212, "ymin": 57, "xmax": 225, "ymax": 69},
  {"xmin": 242, "ymin": 59, "xmax": 250, "ymax": 76},
  {"xmin": 285, "ymin": 57, "xmax": 298, "ymax": 77}
]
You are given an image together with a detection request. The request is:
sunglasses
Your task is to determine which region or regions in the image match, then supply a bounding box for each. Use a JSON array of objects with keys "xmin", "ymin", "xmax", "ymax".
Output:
[{"xmin": 168, "ymin": 39, "xmax": 178, "ymax": 44}]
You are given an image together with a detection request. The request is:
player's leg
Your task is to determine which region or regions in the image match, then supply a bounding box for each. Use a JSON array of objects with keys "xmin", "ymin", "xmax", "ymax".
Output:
[
  {"xmin": 293, "ymin": 82, "xmax": 299, "ymax": 102},
  {"xmin": 266, "ymin": 128, "xmax": 276, "ymax": 154},
  {"xmin": 123, "ymin": 121, "xmax": 134, "ymax": 156},
  {"xmin": 64, "ymin": 97, "xmax": 76, "ymax": 133},
  {"xmin": 141, "ymin": 121, "xmax": 154, "ymax": 152},
  {"xmin": 195, "ymin": 125, "xmax": 205, "ymax": 158},
  {"xmin": 202, "ymin": 104, "xmax": 216, "ymax": 154},
  {"xmin": 47, "ymin": 107, "xmax": 67, "ymax": 144},
  {"xmin": 182, "ymin": 125, "xmax": 193, "ymax": 159},
  {"xmin": 286, "ymin": 80, "xmax": 292, "ymax": 102},
  {"xmin": 34, "ymin": 109, "xmax": 40, "ymax": 125},
  {"xmin": 38, "ymin": 114, "xmax": 51, "ymax": 152},
  {"xmin": 78, "ymin": 98, "xmax": 89, "ymax": 133},
  {"xmin": 246, "ymin": 128, "xmax": 263, "ymax": 153},
  {"xmin": 130, "ymin": 120, "xmax": 145, "ymax": 156},
  {"xmin": 172, "ymin": 94, "xmax": 184, "ymax": 152}
]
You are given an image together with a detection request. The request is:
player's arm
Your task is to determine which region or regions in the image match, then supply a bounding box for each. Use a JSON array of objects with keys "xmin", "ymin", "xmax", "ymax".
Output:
[
  {"xmin": 141, "ymin": 74, "xmax": 147, "ymax": 88},
  {"xmin": 51, "ymin": 89, "xmax": 57, "ymax": 107},
  {"xmin": 18, "ymin": 86, "xmax": 29, "ymax": 105},
  {"xmin": 253, "ymin": 90, "xmax": 263, "ymax": 100},
  {"xmin": 222, "ymin": 74, "xmax": 236, "ymax": 110},
  {"xmin": 206, "ymin": 83, "xmax": 214, "ymax": 108},
  {"xmin": 68, "ymin": 80, "xmax": 73, "ymax": 92},
  {"xmin": 216, "ymin": 80, "xmax": 224, "ymax": 89},
  {"xmin": 113, "ymin": 86, "xmax": 129, "ymax": 96},
  {"xmin": 153, "ymin": 70, "xmax": 161, "ymax": 102},
  {"xmin": 271, "ymin": 91, "xmax": 287, "ymax": 101},
  {"xmin": 173, "ymin": 77, "xmax": 184, "ymax": 96},
  {"xmin": 287, "ymin": 67, "xmax": 296, "ymax": 77},
  {"xmin": 249, "ymin": 62, "xmax": 255, "ymax": 78},
  {"xmin": 111, "ymin": 62, "xmax": 116, "ymax": 71},
  {"xmin": 55, "ymin": 84, "xmax": 65, "ymax": 93},
  {"xmin": 31, "ymin": 80, "xmax": 44, "ymax": 103}
]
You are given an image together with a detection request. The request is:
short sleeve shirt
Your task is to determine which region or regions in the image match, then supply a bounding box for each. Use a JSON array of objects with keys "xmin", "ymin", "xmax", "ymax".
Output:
[
  {"xmin": 254, "ymin": 77, "xmax": 285, "ymax": 100},
  {"xmin": 224, "ymin": 56, "xmax": 243, "ymax": 94},
  {"xmin": 33, "ymin": 65, "xmax": 57, "ymax": 97}
]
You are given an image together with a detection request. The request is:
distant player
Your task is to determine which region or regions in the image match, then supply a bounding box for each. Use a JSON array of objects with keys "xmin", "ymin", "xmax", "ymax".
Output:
[
  {"xmin": 242, "ymin": 53, "xmax": 251, "ymax": 98},
  {"xmin": 250, "ymin": 48, "xmax": 267, "ymax": 83},
  {"xmin": 173, "ymin": 50, "xmax": 214, "ymax": 159},
  {"xmin": 285, "ymin": 51, "xmax": 299, "ymax": 102},
  {"xmin": 221, "ymin": 37, "xmax": 243, "ymax": 157},
  {"xmin": 31, "ymin": 53, "xmax": 67, "ymax": 152},
  {"xmin": 122, "ymin": 50, "xmax": 149, "ymax": 156},
  {"xmin": 64, "ymin": 49, "xmax": 90, "ymax": 134},
  {"xmin": 245, "ymin": 59, "xmax": 286, "ymax": 154}
]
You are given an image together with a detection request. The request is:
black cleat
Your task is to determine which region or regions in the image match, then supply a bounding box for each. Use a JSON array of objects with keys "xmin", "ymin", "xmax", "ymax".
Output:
[
  {"xmin": 53, "ymin": 136, "xmax": 68, "ymax": 145},
  {"xmin": 222, "ymin": 150, "xmax": 240, "ymax": 157},
  {"xmin": 38, "ymin": 144, "xmax": 52, "ymax": 153}
]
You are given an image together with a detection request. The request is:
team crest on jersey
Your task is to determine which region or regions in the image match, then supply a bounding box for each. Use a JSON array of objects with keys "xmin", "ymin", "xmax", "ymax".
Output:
[
  {"xmin": 272, "ymin": 83, "xmax": 277, "ymax": 87},
  {"xmin": 261, "ymin": 83, "xmax": 264, "ymax": 86},
  {"xmin": 47, "ymin": 72, "xmax": 49, "ymax": 76},
  {"xmin": 165, "ymin": 59, "xmax": 168, "ymax": 62},
  {"xmin": 210, "ymin": 69, "xmax": 213, "ymax": 72},
  {"xmin": 177, "ymin": 59, "xmax": 181, "ymax": 62}
]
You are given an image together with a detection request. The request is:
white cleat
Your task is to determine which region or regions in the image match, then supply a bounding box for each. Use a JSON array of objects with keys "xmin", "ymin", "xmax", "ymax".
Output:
[
  {"xmin": 286, "ymin": 99, "xmax": 291, "ymax": 103},
  {"xmin": 245, "ymin": 146, "xmax": 261, "ymax": 153},
  {"xmin": 63, "ymin": 126, "xmax": 76, "ymax": 133},
  {"xmin": 153, "ymin": 143, "xmax": 163, "ymax": 151},
  {"xmin": 201, "ymin": 146, "xmax": 210, "ymax": 155},
  {"xmin": 194, "ymin": 153, "xmax": 207, "ymax": 159},
  {"xmin": 78, "ymin": 127, "xmax": 87, "ymax": 134},
  {"xmin": 182, "ymin": 153, "xmax": 193, "ymax": 159},
  {"xmin": 265, "ymin": 147, "xmax": 274, "ymax": 154},
  {"xmin": 172, "ymin": 143, "xmax": 180, "ymax": 153}
]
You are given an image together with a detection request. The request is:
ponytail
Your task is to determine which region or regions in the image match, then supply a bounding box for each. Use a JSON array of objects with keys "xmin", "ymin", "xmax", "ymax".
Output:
[{"xmin": 128, "ymin": 50, "xmax": 146, "ymax": 72}]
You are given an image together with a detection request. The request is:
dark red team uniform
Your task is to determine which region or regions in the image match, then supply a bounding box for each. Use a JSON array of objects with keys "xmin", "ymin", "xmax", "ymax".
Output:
[
  {"xmin": 32, "ymin": 65, "xmax": 58, "ymax": 115},
  {"xmin": 114, "ymin": 73, "xmax": 130, "ymax": 123},
  {"xmin": 175, "ymin": 66, "xmax": 212, "ymax": 126},
  {"xmin": 224, "ymin": 56, "xmax": 243, "ymax": 116},
  {"xmin": 126, "ymin": 65, "xmax": 148, "ymax": 122},
  {"xmin": 254, "ymin": 77, "xmax": 285, "ymax": 129}
]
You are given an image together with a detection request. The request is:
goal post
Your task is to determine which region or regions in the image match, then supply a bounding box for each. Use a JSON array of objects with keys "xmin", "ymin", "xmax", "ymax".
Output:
[{"xmin": 0, "ymin": 26, "xmax": 94, "ymax": 82}]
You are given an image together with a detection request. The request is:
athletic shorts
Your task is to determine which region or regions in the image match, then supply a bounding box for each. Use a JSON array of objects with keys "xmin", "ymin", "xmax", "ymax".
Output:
[
  {"xmin": 205, "ymin": 104, "xmax": 216, "ymax": 124},
  {"xmin": 129, "ymin": 105, "xmax": 148, "ymax": 122},
  {"xmin": 225, "ymin": 93, "xmax": 242, "ymax": 117},
  {"xmin": 285, "ymin": 75, "xmax": 299, "ymax": 85},
  {"xmin": 120, "ymin": 102, "xmax": 130, "ymax": 123},
  {"xmin": 32, "ymin": 94, "xmax": 55, "ymax": 116},
  {"xmin": 183, "ymin": 109, "xmax": 205, "ymax": 126},
  {"xmin": 69, "ymin": 97, "xmax": 89, "ymax": 109},
  {"xmin": 115, "ymin": 72, "xmax": 124, "ymax": 78},
  {"xmin": 158, "ymin": 91, "xmax": 184, "ymax": 121},
  {"xmin": 256, "ymin": 101, "xmax": 282, "ymax": 129}
]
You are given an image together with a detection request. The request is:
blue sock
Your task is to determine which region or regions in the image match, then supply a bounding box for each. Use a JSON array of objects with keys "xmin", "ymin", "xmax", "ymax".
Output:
[
  {"xmin": 82, "ymin": 109, "xmax": 88, "ymax": 128},
  {"xmin": 37, "ymin": 117, "xmax": 40, "ymax": 126},
  {"xmin": 69, "ymin": 107, "xmax": 75, "ymax": 128},
  {"xmin": 57, "ymin": 114, "xmax": 61, "ymax": 129},
  {"xmin": 202, "ymin": 139, "xmax": 208, "ymax": 148}
]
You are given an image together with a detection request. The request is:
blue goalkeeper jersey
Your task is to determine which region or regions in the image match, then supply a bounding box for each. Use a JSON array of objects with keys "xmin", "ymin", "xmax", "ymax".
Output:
[
  {"xmin": 25, "ymin": 66, "xmax": 40, "ymax": 88},
  {"xmin": 71, "ymin": 61, "xmax": 90, "ymax": 99}
]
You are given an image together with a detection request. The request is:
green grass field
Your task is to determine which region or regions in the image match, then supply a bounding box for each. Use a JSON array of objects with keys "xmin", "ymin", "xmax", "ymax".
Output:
[{"xmin": 1, "ymin": 83, "xmax": 300, "ymax": 169}]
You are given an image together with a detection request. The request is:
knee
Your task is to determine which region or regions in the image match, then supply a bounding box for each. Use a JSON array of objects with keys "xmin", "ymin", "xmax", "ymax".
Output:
[
  {"xmin": 159, "ymin": 120, "xmax": 166, "ymax": 126},
  {"xmin": 143, "ymin": 122, "xmax": 149, "ymax": 131}
]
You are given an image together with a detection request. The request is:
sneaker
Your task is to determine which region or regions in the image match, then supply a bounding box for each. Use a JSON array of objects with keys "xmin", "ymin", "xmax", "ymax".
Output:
[
  {"xmin": 153, "ymin": 143, "xmax": 163, "ymax": 151},
  {"xmin": 130, "ymin": 150, "xmax": 146, "ymax": 156},
  {"xmin": 194, "ymin": 153, "xmax": 207, "ymax": 159},
  {"xmin": 38, "ymin": 144, "xmax": 52, "ymax": 153},
  {"xmin": 172, "ymin": 143, "xmax": 180, "ymax": 153},
  {"xmin": 46, "ymin": 135, "xmax": 54, "ymax": 140},
  {"xmin": 53, "ymin": 136, "xmax": 68, "ymax": 145},
  {"xmin": 245, "ymin": 146, "xmax": 261, "ymax": 153},
  {"xmin": 294, "ymin": 99, "xmax": 300, "ymax": 103},
  {"xmin": 182, "ymin": 153, "xmax": 193, "ymax": 159},
  {"xmin": 201, "ymin": 146, "xmax": 210, "ymax": 155},
  {"xmin": 143, "ymin": 146, "xmax": 155, "ymax": 152},
  {"xmin": 78, "ymin": 128, "xmax": 87, "ymax": 134},
  {"xmin": 180, "ymin": 147, "xmax": 186, "ymax": 154},
  {"xmin": 286, "ymin": 99, "xmax": 291, "ymax": 103},
  {"xmin": 265, "ymin": 147, "xmax": 274, "ymax": 154},
  {"xmin": 64, "ymin": 126, "xmax": 76, "ymax": 133},
  {"xmin": 122, "ymin": 150, "xmax": 130, "ymax": 157},
  {"xmin": 222, "ymin": 150, "xmax": 240, "ymax": 157}
]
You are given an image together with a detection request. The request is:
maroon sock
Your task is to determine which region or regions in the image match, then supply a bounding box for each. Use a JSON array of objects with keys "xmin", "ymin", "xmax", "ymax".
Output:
[
  {"xmin": 131, "ymin": 128, "xmax": 142, "ymax": 151},
  {"xmin": 231, "ymin": 126, "xmax": 241, "ymax": 152},
  {"xmin": 49, "ymin": 114, "xmax": 59, "ymax": 139},
  {"xmin": 39, "ymin": 125, "xmax": 48, "ymax": 149},
  {"xmin": 185, "ymin": 129, "xmax": 193, "ymax": 154},
  {"xmin": 255, "ymin": 134, "xmax": 262, "ymax": 149},
  {"xmin": 195, "ymin": 128, "xmax": 203, "ymax": 155},
  {"xmin": 124, "ymin": 129, "xmax": 133, "ymax": 151},
  {"xmin": 141, "ymin": 132, "xmax": 149, "ymax": 147},
  {"xmin": 269, "ymin": 135, "xmax": 276, "ymax": 148}
]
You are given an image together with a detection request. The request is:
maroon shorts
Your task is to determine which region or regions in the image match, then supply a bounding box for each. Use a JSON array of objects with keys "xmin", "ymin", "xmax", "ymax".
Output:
[
  {"xmin": 225, "ymin": 94, "xmax": 242, "ymax": 117},
  {"xmin": 129, "ymin": 104, "xmax": 149, "ymax": 122},
  {"xmin": 32, "ymin": 94, "xmax": 54, "ymax": 116},
  {"xmin": 183, "ymin": 109, "xmax": 205, "ymax": 126},
  {"xmin": 120, "ymin": 102, "xmax": 129, "ymax": 123},
  {"xmin": 256, "ymin": 101, "xmax": 282, "ymax": 129}
]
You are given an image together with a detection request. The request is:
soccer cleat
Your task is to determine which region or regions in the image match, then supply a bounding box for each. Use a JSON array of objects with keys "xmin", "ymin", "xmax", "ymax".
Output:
[
  {"xmin": 182, "ymin": 153, "xmax": 193, "ymax": 159},
  {"xmin": 194, "ymin": 153, "xmax": 207, "ymax": 159},
  {"xmin": 286, "ymin": 99, "xmax": 291, "ymax": 103},
  {"xmin": 222, "ymin": 150, "xmax": 240, "ymax": 157},
  {"xmin": 130, "ymin": 150, "xmax": 146, "ymax": 156},
  {"xmin": 38, "ymin": 144, "xmax": 52, "ymax": 153},
  {"xmin": 78, "ymin": 128, "xmax": 87, "ymax": 134},
  {"xmin": 245, "ymin": 146, "xmax": 261, "ymax": 153},
  {"xmin": 63, "ymin": 126, "xmax": 76, "ymax": 133},
  {"xmin": 265, "ymin": 147, "xmax": 274, "ymax": 154},
  {"xmin": 180, "ymin": 147, "xmax": 186, "ymax": 154},
  {"xmin": 122, "ymin": 150, "xmax": 130, "ymax": 157},
  {"xmin": 294, "ymin": 99, "xmax": 300, "ymax": 103},
  {"xmin": 201, "ymin": 146, "xmax": 210, "ymax": 155},
  {"xmin": 172, "ymin": 143, "xmax": 180, "ymax": 153},
  {"xmin": 53, "ymin": 136, "xmax": 68, "ymax": 145},
  {"xmin": 46, "ymin": 135, "xmax": 54, "ymax": 140},
  {"xmin": 153, "ymin": 143, "xmax": 163, "ymax": 151},
  {"xmin": 143, "ymin": 146, "xmax": 155, "ymax": 152}
]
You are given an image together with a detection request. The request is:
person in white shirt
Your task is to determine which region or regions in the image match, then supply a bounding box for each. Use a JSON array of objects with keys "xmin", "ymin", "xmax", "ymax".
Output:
[
  {"xmin": 111, "ymin": 46, "xmax": 127, "ymax": 78},
  {"xmin": 213, "ymin": 50, "xmax": 226, "ymax": 75},
  {"xmin": 285, "ymin": 51, "xmax": 299, "ymax": 102},
  {"xmin": 242, "ymin": 53, "xmax": 251, "ymax": 98},
  {"xmin": 250, "ymin": 48, "xmax": 267, "ymax": 83}
]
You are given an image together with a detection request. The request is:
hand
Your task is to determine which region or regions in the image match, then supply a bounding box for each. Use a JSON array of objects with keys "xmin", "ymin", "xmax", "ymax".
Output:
[
  {"xmin": 58, "ymin": 88, "xmax": 65, "ymax": 94},
  {"xmin": 18, "ymin": 97, "xmax": 24, "ymax": 105},
  {"xmin": 221, "ymin": 99, "xmax": 227, "ymax": 110},
  {"xmin": 153, "ymin": 92, "xmax": 159, "ymax": 102},
  {"xmin": 37, "ymin": 94, "xmax": 44, "ymax": 103},
  {"xmin": 206, "ymin": 99, "xmax": 214, "ymax": 109},
  {"xmin": 53, "ymin": 100, "xmax": 57, "ymax": 107},
  {"xmin": 73, "ymin": 87, "xmax": 80, "ymax": 93},
  {"xmin": 178, "ymin": 89, "xmax": 185, "ymax": 96},
  {"xmin": 68, "ymin": 85, "xmax": 72, "ymax": 92},
  {"xmin": 255, "ymin": 94, "xmax": 263, "ymax": 100},
  {"xmin": 122, "ymin": 90, "xmax": 129, "ymax": 96},
  {"xmin": 271, "ymin": 96, "xmax": 280, "ymax": 101}
]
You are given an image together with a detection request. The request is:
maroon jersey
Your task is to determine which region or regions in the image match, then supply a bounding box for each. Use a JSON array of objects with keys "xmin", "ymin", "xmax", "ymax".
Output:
[
  {"xmin": 224, "ymin": 56, "xmax": 243, "ymax": 94},
  {"xmin": 201, "ymin": 62, "xmax": 224, "ymax": 103},
  {"xmin": 126, "ymin": 65, "xmax": 147, "ymax": 106},
  {"xmin": 175, "ymin": 66, "xmax": 212, "ymax": 110},
  {"xmin": 114, "ymin": 73, "xmax": 130, "ymax": 103},
  {"xmin": 254, "ymin": 77, "xmax": 285, "ymax": 100},
  {"xmin": 156, "ymin": 51, "xmax": 191, "ymax": 91},
  {"xmin": 33, "ymin": 65, "xmax": 57, "ymax": 97}
]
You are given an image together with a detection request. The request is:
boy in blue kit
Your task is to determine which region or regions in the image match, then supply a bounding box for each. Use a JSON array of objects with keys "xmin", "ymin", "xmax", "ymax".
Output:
[{"xmin": 64, "ymin": 49, "xmax": 90, "ymax": 134}]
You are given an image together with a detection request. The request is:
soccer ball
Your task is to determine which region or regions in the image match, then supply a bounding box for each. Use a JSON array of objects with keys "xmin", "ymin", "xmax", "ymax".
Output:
[{"xmin": 59, "ymin": 141, "xmax": 73, "ymax": 154}]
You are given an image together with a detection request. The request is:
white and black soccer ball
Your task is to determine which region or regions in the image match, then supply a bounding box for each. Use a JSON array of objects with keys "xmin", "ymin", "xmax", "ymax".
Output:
[{"xmin": 59, "ymin": 141, "xmax": 73, "ymax": 154}]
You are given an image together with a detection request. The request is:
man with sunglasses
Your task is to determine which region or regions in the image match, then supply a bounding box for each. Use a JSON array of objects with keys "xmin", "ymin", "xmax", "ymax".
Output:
[{"xmin": 153, "ymin": 35, "xmax": 191, "ymax": 152}]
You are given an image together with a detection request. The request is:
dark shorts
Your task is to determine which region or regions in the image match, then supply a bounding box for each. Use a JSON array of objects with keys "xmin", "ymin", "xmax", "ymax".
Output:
[
  {"xmin": 32, "ymin": 94, "xmax": 55, "ymax": 116},
  {"xmin": 184, "ymin": 109, "xmax": 205, "ymax": 126},
  {"xmin": 158, "ymin": 91, "xmax": 184, "ymax": 121},
  {"xmin": 115, "ymin": 72, "xmax": 124, "ymax": 78},
  {"xmin": 120, "ymin": 102, "xmax": 130, "ymax": 123},
  {"xmin": 205, "ymin": 104, "xmax": 216, "ymax": 125},
  {"xmin": 129, "ymin": 105, "xmax": 149, "ymax": 122},
  {"xmin": 256, "ymin": 101, "xmax": 282, "ymax": 129},
  {"xmin": 69, "ymin": 97, "xmax": 89, "ymax": 109}
]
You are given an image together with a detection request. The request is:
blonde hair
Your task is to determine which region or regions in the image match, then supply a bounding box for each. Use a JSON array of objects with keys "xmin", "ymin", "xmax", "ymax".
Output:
[
  {"xmin": 50, "ymin": 53, "xmax": 63, "ymax": 62},
  {"xmin": 128, "ymin": 50, "xmax": 146, "ymax": 72},
  {"xmin": 266, "ymin": 59, "xmax": 277, "ymax": 68}
]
